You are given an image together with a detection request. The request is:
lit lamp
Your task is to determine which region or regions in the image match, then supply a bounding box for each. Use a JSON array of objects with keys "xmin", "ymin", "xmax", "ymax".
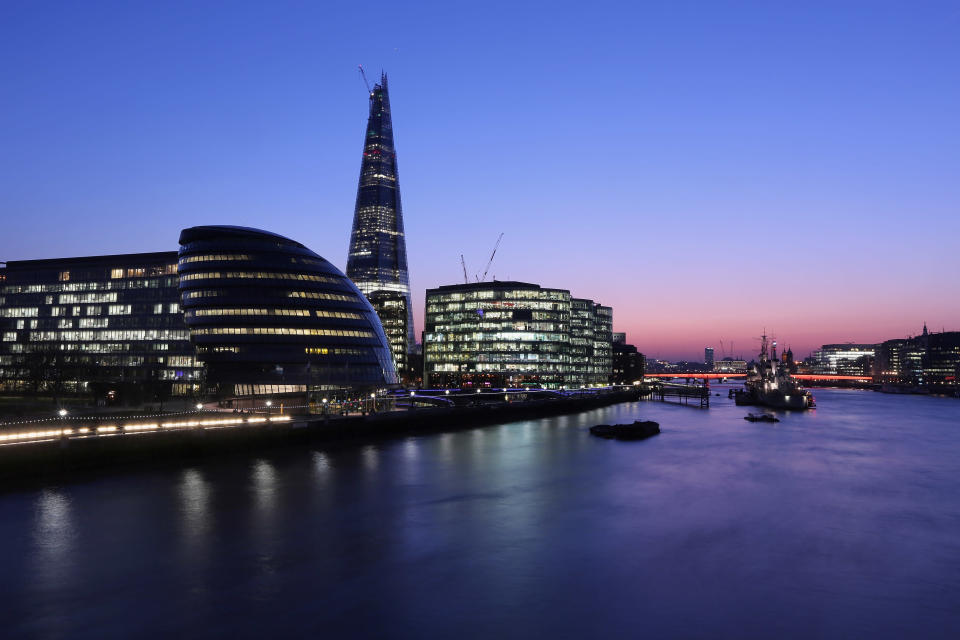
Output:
[
  {"xmin": 58, "ymin": 409, "xmax": 68, "ymax": 418},
  {"xmin": 195, "ymin": 403, "xmax": 203, "ymax": 411}
]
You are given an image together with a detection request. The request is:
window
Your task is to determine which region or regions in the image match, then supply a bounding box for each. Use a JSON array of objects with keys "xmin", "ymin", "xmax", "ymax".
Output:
[{"xmin": 58, "ymin": 271, "xmax": 70, "ymax": 282}]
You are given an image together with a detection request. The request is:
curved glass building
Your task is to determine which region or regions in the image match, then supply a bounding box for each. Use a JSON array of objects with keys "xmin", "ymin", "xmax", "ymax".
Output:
[{"xmin": 178, "ymin": 226, "xmax": 398, "ymax": 397}]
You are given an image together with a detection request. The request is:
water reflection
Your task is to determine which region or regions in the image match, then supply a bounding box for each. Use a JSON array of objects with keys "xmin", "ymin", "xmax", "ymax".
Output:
[
  {"xmin": 178, "ymin": 469, "xmax": 211, "ymax": 544},
  {"xmin": 32, "ymin": 489, "xmax": 75, "ymax": 590},
  {"xmin": 5, "ymin": 390, "xmax": 960, "ymax": 638}
]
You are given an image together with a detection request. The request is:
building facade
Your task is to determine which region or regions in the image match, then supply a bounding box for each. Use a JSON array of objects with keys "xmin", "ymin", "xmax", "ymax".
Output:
[
  {"xmin": 346, "ymin": 73, "xmax": 414, "ymax": 375},
  {"xmin": 612, "ymin": 341, "xmax": 645, "ymax": 384},
  {"xmin": 811, "ymin": 344, "xmax": 877, "ymax": 376},
  {"xmin": 0, "ymin": 253, "xmax": 201, "ymax": 401},
  {"xmin": 178, "ymin": 226, "xmax": 397, "ymax": 398},
  {"xmin": 874, "ymin": 325, "xmax": 960, "ymax": 390},
  {"xmin": 705, "ymin": 347, "xmax": 715, "ymax": 370},
  {"xmin": 422, "ymin": 281, "xmax": 613, "ymax": 388}
]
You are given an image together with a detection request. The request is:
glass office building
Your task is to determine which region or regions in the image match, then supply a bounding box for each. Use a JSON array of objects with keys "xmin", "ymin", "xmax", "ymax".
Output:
[
  {"xmin": 0, "ymin": 253, "xmax": 201, "ymax": 400},
  {"xmin": 178, "ymin": 226, "xmax": 397, "ymax": 398},
  {"xmin": 423, "ymin": 281, "xmax": 613, "ymax": 388},
  {"xmin": 346, "ymin": 73, "xmax": 414, "ymax": 375}
]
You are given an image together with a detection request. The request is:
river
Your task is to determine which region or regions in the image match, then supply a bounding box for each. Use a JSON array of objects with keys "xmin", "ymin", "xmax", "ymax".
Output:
[{"xmin": 1, "ymin": 388, "xmax": 959, "ymax": 638}]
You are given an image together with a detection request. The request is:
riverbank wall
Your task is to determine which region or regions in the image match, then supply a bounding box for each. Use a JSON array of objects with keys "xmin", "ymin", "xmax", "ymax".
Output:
[{"xmin": 0, "ymin": 388, "xmax": 643, "ymax": 488}]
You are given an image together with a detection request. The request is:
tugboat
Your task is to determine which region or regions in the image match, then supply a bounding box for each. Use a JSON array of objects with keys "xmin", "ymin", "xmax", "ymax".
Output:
[
  {"xmin": 734, "ymin": 333, "xmax": 815, "ymax": 410},
  {"xmin": 744, "ymin": 413, "xmax": 779, "ymax": 423}
]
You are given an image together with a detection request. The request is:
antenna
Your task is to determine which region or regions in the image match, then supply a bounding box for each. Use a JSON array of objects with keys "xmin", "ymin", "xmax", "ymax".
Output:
[
  {"xmin": 358, "ymin": 65, "xmax": 372, "ymax": 93},
  {"xmin": 480, "ymin": 233, "xmax": 504, "ymax": 282}
]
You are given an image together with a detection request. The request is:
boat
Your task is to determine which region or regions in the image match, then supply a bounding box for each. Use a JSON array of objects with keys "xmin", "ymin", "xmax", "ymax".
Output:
[
  {"xmin": 744, "ymin": 413, "xmax": 779, "ymax": 423},
  {"xmin": 733, "ymin": 333, "xmax": 815, "ymax": 410},
  {"xmin": 589, "ymin": 420, "xmax": 660, "ymax": 441}
]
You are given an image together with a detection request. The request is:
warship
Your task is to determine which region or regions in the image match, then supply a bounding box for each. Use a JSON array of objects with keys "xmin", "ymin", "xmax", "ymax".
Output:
[{"xmin": 734, "ymin": 334, "xmax": 815, "ymax": 410}]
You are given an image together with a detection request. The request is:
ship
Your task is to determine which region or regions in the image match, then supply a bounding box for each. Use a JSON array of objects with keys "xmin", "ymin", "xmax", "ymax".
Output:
[{"xmin": 734, "ymin": 333, "xmax": 815, "ymax": 410}]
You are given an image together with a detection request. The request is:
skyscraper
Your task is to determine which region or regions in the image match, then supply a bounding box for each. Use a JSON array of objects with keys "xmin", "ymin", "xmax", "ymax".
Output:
[
  {"xmin": 346, "ymin": 73, "xmax": 413, "ymax": 374},
  {"xmin": 705, "ymin": 347, "xmax": 715, "ymax": 370}
]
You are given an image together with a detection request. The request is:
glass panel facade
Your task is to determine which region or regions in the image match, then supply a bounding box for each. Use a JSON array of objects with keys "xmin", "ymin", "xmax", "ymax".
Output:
[
  {"xmin": 178, "ymin": 226, "xmax": 398, "ymax": 397},
  {"xmin": 0, "ymin": 252, "xmax": 202, "ymax": 396},
  {"xmin": 346, "ymin": 73, "xmax": 414, "ymax": 375},
  {"xmin": 423, "ymin": 281, "xmax": 613, "ymax": 388}
]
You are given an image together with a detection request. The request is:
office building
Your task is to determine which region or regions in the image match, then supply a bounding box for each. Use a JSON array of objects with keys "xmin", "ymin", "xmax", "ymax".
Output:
[
  {"xmin": 714, "ymin": 358, "xmax": 747, "ymax": 373},
  {"xmin": 811, "ymin": 344, "xmax": 877, "ymax": 376},
  {"xmin": 0, "ymin": 252, "xmax": 201, "ymax": 401},
  {"xmin": 346, "ymin": 73, "xmax": 414, "ymax": 375},
  {"xmin": 178, "ymin": 226, "xmax": 397, "ymax": 398},
  {"xmin": 705, "ymin": 347, "xmax": 714, "ymax": 370},
  {"xmin": 422, "ymin": 281, "xmax": 613, "ymax": 388},
  {"xmin": 612, "ymin": 341, "xmax": 645, "ymax": 384}
]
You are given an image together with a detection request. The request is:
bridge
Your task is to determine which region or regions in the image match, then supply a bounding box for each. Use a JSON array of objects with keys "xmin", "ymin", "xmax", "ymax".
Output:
[{"xmin": 645, "ymin": 373, "xmax": 873, "ymax": 383}]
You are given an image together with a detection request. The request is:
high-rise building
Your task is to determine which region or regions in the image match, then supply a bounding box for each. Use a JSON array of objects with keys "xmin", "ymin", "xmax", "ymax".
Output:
[
  {"xmin": 346, "ymin": 73, "xmax": 413, "ymax": 376},
  {"xmin": 705, "ymin": 347, "xmax": 715, "ymax": 370}
]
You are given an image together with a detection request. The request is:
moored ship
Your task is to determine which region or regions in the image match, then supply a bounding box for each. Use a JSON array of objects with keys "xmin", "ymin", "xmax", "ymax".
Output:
[{"xmin": 734, "ymin": 334, "xmax": 815, "ymax": 410}]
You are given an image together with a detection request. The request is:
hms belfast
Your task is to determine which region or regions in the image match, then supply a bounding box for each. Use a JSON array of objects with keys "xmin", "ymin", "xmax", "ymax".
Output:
[{"xmin": 346, "ymin": 72, "xmax": 414, "ymax": 375}]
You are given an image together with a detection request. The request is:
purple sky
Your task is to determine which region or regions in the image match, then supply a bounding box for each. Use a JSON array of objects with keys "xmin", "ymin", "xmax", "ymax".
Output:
[{"xmin": 2, "ymin": 1, "xmax": 958, "ymax": 360}]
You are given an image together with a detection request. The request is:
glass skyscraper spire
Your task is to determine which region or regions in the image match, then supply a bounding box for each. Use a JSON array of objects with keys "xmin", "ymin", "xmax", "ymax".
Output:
[{"xmin": 346, "ymin": 73, "xmax": 413, "ymax": 374}]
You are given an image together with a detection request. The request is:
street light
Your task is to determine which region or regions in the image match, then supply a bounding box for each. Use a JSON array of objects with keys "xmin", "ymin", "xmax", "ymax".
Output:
[
  {"xmin": 58, "ymin": 409, "xmax": 68, "ymax": 418},
  {"xmin": 195, "ymin": 403, "xmax": 203, "ymax": 411},
  {"xmin": 445, "ymin": 389, "xmax": 450, "ymax": 395},
  {"xmin": 265, "ymin": 400, "xmax": 273, "ymax": 407}
]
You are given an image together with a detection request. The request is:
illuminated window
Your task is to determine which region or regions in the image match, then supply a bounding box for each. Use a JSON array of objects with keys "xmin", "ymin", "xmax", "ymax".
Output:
[{"xmin": 58, "ymin": 271, "xmax": 70, "ymax": 282}]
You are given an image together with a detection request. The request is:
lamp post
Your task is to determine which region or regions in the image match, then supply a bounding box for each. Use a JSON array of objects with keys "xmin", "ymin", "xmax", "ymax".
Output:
[
  {"xmin": 369, "ymin": 393, "xmax": 376, "ymax": 414},
  {"xmin": 265, "ymin": 399, "xmax": 272, "ymax": 415}
]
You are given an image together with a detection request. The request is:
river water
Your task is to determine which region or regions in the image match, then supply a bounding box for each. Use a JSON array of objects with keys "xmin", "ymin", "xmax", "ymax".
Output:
[{"xmin": 1, "ymin": 388, "xmax": 959, "ymax": 638}]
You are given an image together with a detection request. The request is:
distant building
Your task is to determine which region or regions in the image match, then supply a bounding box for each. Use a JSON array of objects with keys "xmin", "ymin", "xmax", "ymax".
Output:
[
  {"xmin": 346, "ymin": 73, "xmax": 414, "ymax": 376},
  {"xmin": 713, "ymin": 358, "xmax": 747, "ymax": 373},
  {"xmin": 811, "ymin": 344, "xmax": 877, "ymax": 376},
  {"xmin": 705, "ymin": 347, "xmax": 714, "ymax": 370},
  {"xmin": 612, "ymin": 332, "xmax": 626, "ymax": 344},
  {"xmin": 0, "ymin": 252, "xmax": 201, "ymax": 401},
  {"xmin": 178, "ymin": 226, "xmax": 397, "ymax": 398},
  {"xmin": 612, "ymin": 341, "xmax": 645, "ymax": 384},
  {"xmin": 875, "ymin": 325, "xmax": 960, "ymax": 390},
  {"xmin": 422, "ymin": 281, "xmax": 613, "ymax": 388}
]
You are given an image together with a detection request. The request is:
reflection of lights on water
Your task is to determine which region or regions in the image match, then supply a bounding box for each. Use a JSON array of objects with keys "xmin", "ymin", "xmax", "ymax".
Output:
[
  {"xmin": 312, "ymin": 451, "xmax": 331, "ymax": 477},
  {"xmin": 252, "ymin": 459, "xmax": 278, "ymax": 513},
  {"xmin": 33, "ymin": 489, "xmax": 75, "ymax": 585},
  {"xmin": 179, "ymin": 469, "xmax": 210, "ymax": 540},
  {"xmin": 362, "ymin": 445, "xmax": 379, "ymax": 471}
]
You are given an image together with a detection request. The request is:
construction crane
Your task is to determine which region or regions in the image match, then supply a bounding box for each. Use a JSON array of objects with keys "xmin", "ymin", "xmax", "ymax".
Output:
[
  {"xmin": 479, "ymin": 233, "xmax": 504, "ymax": 283},
  {"xmin": 460, "ymin": 254, "xmax": 469, "ymax": 284},
  {"xmin": 358, "ymin": 64, "xmax": 371, "ymax": 93}
]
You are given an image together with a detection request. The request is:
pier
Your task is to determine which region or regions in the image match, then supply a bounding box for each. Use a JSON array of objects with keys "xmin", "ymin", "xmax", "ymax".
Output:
[{"xmin": 650, "ymin": 381, "xmax": 710, "ymax": 408}]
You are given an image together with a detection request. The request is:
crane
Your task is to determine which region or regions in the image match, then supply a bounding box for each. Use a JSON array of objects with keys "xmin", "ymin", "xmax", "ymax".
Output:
[
  {"xmin": 358, "ymin": 64, "xmax": 371, "ymax": 93},
  {"xmin": 460, "ymin": 255, "xmax": 469, "ymax": 284},
  {"xmin": 480, "ymin": 233, "xmax": 504, "ymax": 283}
]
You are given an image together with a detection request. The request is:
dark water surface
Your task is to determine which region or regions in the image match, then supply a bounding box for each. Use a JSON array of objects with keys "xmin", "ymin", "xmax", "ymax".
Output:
[{"xmin": 2, "ymin": 389, "xmax": 960, "ymax": 638}]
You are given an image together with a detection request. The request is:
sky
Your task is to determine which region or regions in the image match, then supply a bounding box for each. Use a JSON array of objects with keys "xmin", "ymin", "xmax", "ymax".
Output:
[{"xmin": 1, "ymin": 0, "xmax": 958, "ymax": 361}]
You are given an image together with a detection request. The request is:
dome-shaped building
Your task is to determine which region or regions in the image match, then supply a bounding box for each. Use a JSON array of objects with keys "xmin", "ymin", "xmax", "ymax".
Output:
[{"xmin": 178, "ymin": 226, "xmax": 398, "ymax": 398}]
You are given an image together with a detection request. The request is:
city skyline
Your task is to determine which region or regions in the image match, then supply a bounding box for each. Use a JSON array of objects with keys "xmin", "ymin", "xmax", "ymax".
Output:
[{"xmin": 2, "ymin": 2, "xmax": 958, "ymax": 360}]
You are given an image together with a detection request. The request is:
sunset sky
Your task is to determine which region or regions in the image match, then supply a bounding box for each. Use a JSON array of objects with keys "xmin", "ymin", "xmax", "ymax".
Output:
[{"xmin": 2, "ymin": 1, "xmax": 958, "ymax": 360}]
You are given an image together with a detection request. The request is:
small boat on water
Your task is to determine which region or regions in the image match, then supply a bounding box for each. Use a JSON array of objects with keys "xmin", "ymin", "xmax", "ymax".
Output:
[
  {"xmin": 589, "ymin": 420, "xmax": 660, "ymax": 441},
  {"xmin": 744, "ymin": 413, "xmax": 779, "ymax": 423}
]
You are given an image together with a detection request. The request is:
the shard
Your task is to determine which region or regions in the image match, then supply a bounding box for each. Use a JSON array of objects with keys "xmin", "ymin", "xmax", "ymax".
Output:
[{"xmin": 346, "ymin": 73, "xmax": 413, "ymax": 375}]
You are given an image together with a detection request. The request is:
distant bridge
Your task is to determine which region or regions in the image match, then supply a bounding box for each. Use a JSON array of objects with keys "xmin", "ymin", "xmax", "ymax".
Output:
[{"xmin": 646, "ymin": 373, "xmax": 873, "ymax": 383}]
